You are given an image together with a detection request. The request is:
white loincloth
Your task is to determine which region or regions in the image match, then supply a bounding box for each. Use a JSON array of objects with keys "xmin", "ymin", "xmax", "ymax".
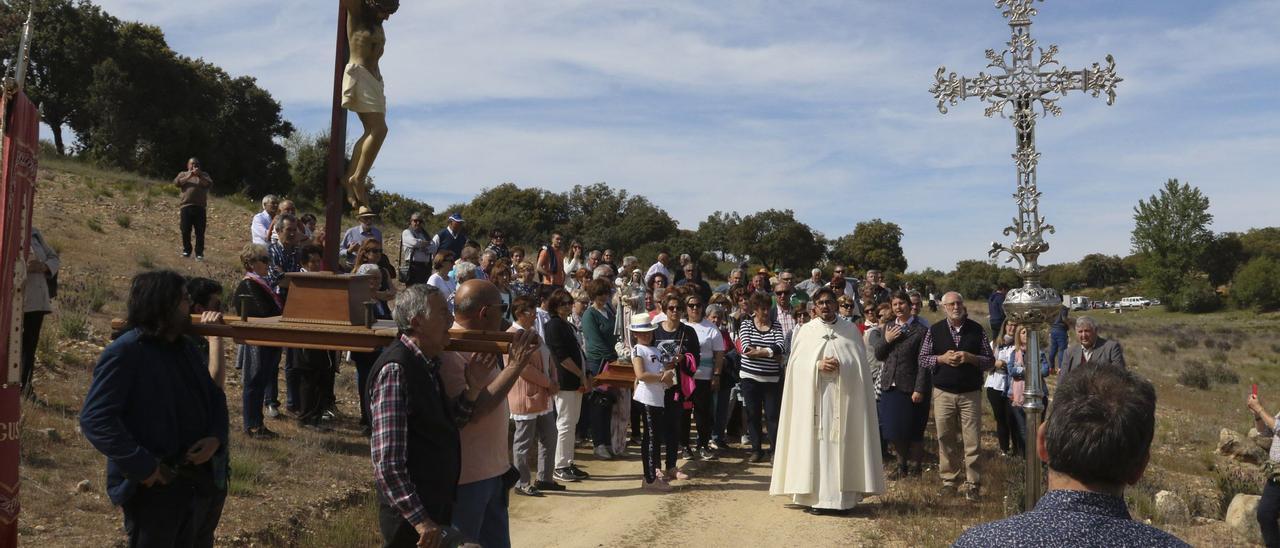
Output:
[{"xmin": 341, "ymin": 64, "xmax": 386, "ymax": 113}]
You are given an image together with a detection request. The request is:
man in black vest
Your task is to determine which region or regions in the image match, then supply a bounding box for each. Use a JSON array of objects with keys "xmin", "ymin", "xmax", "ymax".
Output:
[
  {"xmin": 917, "ymin": 291, "xmax": 994, "ymax": 502},
  {"xmin": 432, "ymin": 212, "xmax": 468, "ymax": 259},
  {"xmin": 368, "ymin": 283, "xmax": 538, "ymax": 547}
]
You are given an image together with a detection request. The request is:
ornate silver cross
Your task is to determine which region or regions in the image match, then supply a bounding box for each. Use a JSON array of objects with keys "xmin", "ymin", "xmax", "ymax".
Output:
[
  {"xmin": 930, "ymin": 0, "xmax": 1121, "ymax": 290},
  {"xmin": 928, "ymin": 0, "xmax": 1120, "ymax": 511}
]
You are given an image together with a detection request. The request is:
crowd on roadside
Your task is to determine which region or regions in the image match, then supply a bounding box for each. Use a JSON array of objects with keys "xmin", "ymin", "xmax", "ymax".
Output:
[{"xmin": 65, "ymin": 157, "xmax": 1192, "ymax": 547}]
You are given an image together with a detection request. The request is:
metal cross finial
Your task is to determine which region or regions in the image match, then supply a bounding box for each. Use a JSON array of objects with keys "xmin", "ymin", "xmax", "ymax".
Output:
[
  {"xmin": 928, "ymin": 0, "xmax": 1120, "ymax": 512},
  {"xmin": 929, "ymin": 0, "xmax": 1121, "ymax": 283}
]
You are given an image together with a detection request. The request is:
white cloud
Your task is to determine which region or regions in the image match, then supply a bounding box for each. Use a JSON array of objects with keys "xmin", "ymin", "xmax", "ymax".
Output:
[{"xmin": 79, "ymin": 0, "xmax": 1280, "ymax": 271}]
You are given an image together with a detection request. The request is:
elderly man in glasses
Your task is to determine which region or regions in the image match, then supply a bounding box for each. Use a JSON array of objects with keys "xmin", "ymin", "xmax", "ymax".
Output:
[
  {"xmin": 400, "ymin": 212, "xmax": 434, "ymax": 286},
  {"xmin": 770, "ymin": 282, "xmax": 798, "ymax": 351}
]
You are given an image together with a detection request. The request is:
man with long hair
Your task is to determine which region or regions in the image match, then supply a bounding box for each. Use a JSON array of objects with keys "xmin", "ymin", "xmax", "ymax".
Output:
[{"xmin": 81, "ymin": 270, "xmax": 229, "ymax": 546}]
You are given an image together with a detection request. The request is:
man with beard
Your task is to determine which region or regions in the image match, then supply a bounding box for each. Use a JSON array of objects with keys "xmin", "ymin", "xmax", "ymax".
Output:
[
  {"xmin": 770, "ymin": 287, "xmax": 885, "ymax": 515},
  {"xmin": 81, "ymin": 270, "xmax": 229, "ymax": 546}
]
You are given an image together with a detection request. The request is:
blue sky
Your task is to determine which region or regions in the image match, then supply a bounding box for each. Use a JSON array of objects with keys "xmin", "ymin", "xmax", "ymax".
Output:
[{"xmin": 79, "ymin": 0, "xmax": 1279, "ymax": 270}]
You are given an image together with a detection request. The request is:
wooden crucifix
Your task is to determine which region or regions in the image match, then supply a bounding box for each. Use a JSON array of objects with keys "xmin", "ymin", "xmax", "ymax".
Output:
[{"xmin": 323, "ymin": 0, "xmax": 398, "ymax": 269}]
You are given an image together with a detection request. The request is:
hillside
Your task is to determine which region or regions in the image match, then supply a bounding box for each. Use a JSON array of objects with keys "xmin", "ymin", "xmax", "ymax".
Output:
[
  {"xmin": 18, "ymin": 157, "xmax": 1280, "ymax": 547},
  {"xmin": 21, "ymin": 157, "xmax": 388, "ymax": 546}
]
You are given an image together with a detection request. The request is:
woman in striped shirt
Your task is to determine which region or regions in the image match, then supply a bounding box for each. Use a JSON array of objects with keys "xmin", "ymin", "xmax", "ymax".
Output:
[{"xmin": 736, "ymin": 292, "xmax": 786, "ymax": 463}]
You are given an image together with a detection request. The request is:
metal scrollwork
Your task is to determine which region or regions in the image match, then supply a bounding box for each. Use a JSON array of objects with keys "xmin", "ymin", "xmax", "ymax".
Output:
[{"xmin": 933, "ymin": 0, "xmax": 1118, "ymax": 513}]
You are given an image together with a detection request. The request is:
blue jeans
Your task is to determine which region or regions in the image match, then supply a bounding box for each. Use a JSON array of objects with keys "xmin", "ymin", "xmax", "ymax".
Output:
[
  {"xmin": 712, "ymin": 376, "xmax": 736, "ymax": 445},
  {"xmin": 122, "ymin": 480, "xmax": 224, "ymax": 548},
  {"xmin": 739, "ymin": 378, "xmax": 781, "ymax": 453},
  {"xmin": 1259, "ymin": 479, "xmax": 1280, "ymax": 547},
  {"xmin": 353, "ymin": 350, "xmax": 380, "ymax": 427},
  {"xmin": 264, "ymin": 350, "xmax": 299, "ymax": 410},
  {"xmin": 240, "ymin": 345, "xmax": 281, "ymax": 430},
  {"xmin": 453, "ymin": 475, "xmax": 510, "ymax": 548},
  {"xmin": 1048, "ymin": 328, "xmax": 1069, "ymax": 371}
]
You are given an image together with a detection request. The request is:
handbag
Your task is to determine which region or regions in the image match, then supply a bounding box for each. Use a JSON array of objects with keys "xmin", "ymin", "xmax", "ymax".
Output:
[
  {"xmin": 46, "ymin": 272, "xmax": 58, "ymax": 298},
  {"xmin": 396, "ymin": 238, "xmax": 411, "ymax": 284}
]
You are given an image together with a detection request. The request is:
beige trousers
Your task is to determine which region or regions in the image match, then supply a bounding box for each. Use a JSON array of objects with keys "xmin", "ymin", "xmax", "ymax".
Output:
[{"xmin": 932, "ymin": 388, "xmax": 982, "ymax": 487}]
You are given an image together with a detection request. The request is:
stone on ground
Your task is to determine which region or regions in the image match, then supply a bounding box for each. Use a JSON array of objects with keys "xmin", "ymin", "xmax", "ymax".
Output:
[
  {"xmin": 1155, "ymin": 490, "xmax": 1190, "ymax": 525},
  {"xmin": 1225, "ymin": 493, "xmax": 1262, "ymax": 544},
  {"xmin": 1220, "ymin": 428, "xmax": 1267, "ymax": 464}
]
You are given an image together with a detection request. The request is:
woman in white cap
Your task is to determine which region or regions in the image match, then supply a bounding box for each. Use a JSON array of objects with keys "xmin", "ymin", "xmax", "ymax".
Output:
[{"xmin": 630, "ymin": 313, "xmax": 675, "ymax": 491}]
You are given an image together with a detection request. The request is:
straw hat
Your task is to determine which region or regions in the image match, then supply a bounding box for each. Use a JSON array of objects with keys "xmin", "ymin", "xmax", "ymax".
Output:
[
  {"xmin": 356, "ymin": 206, "xmax": 377, "ymax": 218},
  {"xmin": 628, "ymin": 313, "xmax": 657, "ymax": 332}
]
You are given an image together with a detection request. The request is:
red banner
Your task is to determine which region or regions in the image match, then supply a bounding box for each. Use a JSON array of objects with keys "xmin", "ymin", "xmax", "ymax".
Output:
[{"xmin": 0, "ymin": 90, "xmax": 40, "ymax": 548}]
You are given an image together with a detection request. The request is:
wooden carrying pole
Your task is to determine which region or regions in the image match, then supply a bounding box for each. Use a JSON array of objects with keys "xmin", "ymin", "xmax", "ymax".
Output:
[{"xmin": 109, "ymin": 317, "xmax": 514, "ymax": 355}]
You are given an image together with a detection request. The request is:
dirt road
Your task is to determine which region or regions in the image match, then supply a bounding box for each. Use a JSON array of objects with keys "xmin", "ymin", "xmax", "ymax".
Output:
[{"xmin": 509, "ymin": 447, "xmax": 886, "ymax": 548}]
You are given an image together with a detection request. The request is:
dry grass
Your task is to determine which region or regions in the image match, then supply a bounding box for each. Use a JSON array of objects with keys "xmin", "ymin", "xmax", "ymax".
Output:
[{"xmin": 20, "ymin": 159, "xmax": 380, "ymax": 547}]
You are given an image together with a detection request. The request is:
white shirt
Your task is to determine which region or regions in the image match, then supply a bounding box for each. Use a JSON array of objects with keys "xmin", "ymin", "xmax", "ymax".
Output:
[
  {"xmin": 986, "ymin": 346, "xmax": 1012, "ymax": 391},
  {"xmin": 632, "ymin": 345, "xmax": 666, "ymax": 407},
  {"xmin": 427, "ymin": 273, "xmax": 457, "ymax": 312},
  {"xmin": 401, "ymin": 228, "xmax": 435, "ymax": 263},
  {"xmin": 684, "ymin": 318, "xmax": 726, "ymax": 380},
  {"xmin": 251, "ymin": 210, "xmax": 272, "ymax": 245}
]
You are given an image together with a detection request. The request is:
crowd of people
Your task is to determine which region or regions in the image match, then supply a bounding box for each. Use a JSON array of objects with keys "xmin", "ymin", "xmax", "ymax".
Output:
[{"xmin": 66, "ymin": 164, "xmax": 1196, "ymax": 547}]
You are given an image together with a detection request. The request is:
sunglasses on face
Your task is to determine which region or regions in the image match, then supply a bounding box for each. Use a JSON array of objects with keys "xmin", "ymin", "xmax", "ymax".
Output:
[
  {"xmin": 775, "ymin": 291, "xmax": 789, "ymax": 296},
  {"xmin": 686, "ymin": 302, "xmax": 703, "ymax": 308},
  {"xmin": 665, "ymin": 305, "xmax": 679, "ymax": 311}
]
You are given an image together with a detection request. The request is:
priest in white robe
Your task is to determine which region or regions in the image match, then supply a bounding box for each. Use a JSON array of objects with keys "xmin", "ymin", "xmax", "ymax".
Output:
[{"xmin": 770, "ymin": 287, "xmax": 885, "ymax": 515}]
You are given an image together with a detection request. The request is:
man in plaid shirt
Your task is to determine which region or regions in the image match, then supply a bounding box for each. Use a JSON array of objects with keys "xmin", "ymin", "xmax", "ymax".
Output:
[{"xmin": 368, "ymin": 283, "xmax": 538, "ymax": 547}]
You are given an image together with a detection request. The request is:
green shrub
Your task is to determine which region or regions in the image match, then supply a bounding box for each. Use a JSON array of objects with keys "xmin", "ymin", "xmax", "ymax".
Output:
[
  {"xmin": 1208, "ymin": 363, "xmax": 1240, "ymax": 385},
  {"xmin": 1216, "ymin": 466, "xmax": 1263, "ymax": 519},
  {"xmin": 56, "ymin": 308, "xmax": 90, "ymax": 341},
  {"xmin": 1177, "ymin": 363, "xmax": 1211, "ymax": 390},
  {"xmin": 1157, "ymin": 343, "xmax": 1175, "ymax": 355},
  {"xmin": 1233, "ymin": 257, "xmax": 1280, "ymax": 311},
  {"xmin": 1169, "ymin": 277, "xmax": 1222, "ymax": 313},
  {"xmin": 84, "ymin": 282, "xmax": 112, "ymax": 313},
  {"xmin": 114, "ymin": 213, "xmax": 131, "ymax": 228},
  {"xmin": 228, "ymin": 455, "xmax": 265, "ymax": 496},
  {"xmin": 85, "ymin": 217, "xmax": 104, "ymax": 233},
  {"xmin": 137, "ymin": 250, "xmax": 156, "ymax": 269}
]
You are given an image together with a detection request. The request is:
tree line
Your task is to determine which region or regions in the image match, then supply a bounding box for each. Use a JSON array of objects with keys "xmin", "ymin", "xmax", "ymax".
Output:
[{"xmin": 7, "ymin": 3, "xmax": 1277, "ymax": 312}]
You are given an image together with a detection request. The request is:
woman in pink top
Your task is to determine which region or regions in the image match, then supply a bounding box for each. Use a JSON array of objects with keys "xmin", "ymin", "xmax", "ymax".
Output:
[{"xmin": 508, "ymin": 295, "xmax": 563, "ymax": 497}]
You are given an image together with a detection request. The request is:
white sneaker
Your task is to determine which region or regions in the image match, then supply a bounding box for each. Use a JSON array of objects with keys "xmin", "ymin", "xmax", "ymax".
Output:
[{"xmin": 265, "ymin": 404, "xmax": 280, "ymax": 418}]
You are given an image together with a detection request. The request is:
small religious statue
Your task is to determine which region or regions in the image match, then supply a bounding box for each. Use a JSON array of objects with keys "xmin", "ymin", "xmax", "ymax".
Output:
[{"xmin": 340, "ymin": 0, "xmax": 399, "ymax": 209}]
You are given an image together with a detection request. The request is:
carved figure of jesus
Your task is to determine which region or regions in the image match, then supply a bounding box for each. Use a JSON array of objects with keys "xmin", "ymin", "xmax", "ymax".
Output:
[{"xmin": 340, "ymin": 0, "xmax": 398, "ymax": 209}]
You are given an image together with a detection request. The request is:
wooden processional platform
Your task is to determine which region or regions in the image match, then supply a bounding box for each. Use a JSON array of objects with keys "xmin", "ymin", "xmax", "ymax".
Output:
[{"xmin": 109, "ymin": 272, "xmax": 639, "ymax": 387}]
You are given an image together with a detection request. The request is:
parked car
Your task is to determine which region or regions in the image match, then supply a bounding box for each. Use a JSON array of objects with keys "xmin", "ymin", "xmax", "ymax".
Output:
[
  {"xmin": 1117, "ymin": 296, "xmax": 1151, "ymax": 309},
  {"xmin": 1070, "ymin": 296, "xmax": 1091, "ymax": 311}
]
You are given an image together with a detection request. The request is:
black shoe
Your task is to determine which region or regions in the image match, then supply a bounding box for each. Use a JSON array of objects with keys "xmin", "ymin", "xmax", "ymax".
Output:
[
  {"xmin": 514, "ymin": 484, "xmax": 542, "ymax": 497},
  {"xmin": 568, "ymin": 464, "xmax": 591, "ymax": 480},
  {"xmin": 245, "ymin": 426, "xmax": 277, "ymax": 439},
  {"xmin": 553, "ymin": 469, "xmax": 579, "ymax": 482},
  {"xmin": 805, "ymin": 507, "xmax": 851, "ymax": 516},
  {"xmin": 681, "ymin": 446, "xmax": 696, "ymax": 461},
  {"xmin": 750, "ymin": 452, "xmax": 766, "ymax": 463},
  {"xmin": 534, "ymin": 480, "xmax": 566, "ymax": 492}
]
